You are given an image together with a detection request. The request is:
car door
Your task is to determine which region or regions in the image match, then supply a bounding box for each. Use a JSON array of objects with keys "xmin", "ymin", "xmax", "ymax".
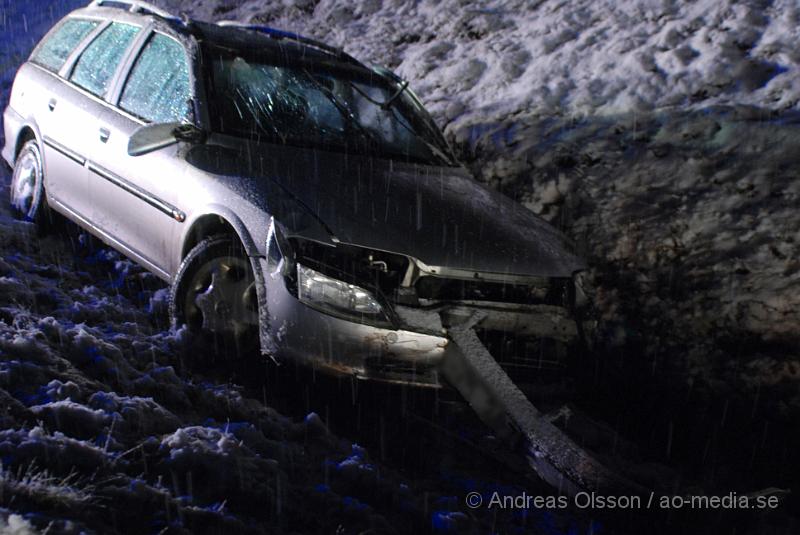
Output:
[
  {"xmin": 44, "ymin": 20, "xmax": 142, "ymax": 224},
  {"xmin": 27, "ymin": 17, "xmax": 102, "ymax": 221},
  {"xmin": 89, "ymin": 30, "xmax": 193, "ymax": 278}
]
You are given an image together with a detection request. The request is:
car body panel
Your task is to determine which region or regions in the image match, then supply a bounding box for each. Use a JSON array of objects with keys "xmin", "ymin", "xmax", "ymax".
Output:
[
  {"xmin": 2, "ymin": 105, "xmax": 26, "ymax": 166},
  {"xmin": 89, "ymin": 106, "xmax": 186, "ymax": 274}
]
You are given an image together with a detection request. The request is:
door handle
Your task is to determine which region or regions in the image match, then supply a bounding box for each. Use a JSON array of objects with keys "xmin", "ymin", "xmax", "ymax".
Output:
[
  {"xmin": 47, "ymin": 98, "xmax": 57, "ymax": 111},
  {"xmin": 99, "ymin": 127, "xmax": 110, "ymax": 143}
]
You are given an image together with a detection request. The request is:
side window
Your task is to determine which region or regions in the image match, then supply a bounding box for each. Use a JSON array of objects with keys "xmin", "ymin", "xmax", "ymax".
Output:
[
  {"xmin": 31, "ymin": 18, "xmax": 99, "ymax": 72},
  {"xmin": 119, "ymin": 33, "xmax": 191, "ymax": 123},
  {"xmin": 70, "ymin": 22, "xmax": 140, "ymax": 97}
]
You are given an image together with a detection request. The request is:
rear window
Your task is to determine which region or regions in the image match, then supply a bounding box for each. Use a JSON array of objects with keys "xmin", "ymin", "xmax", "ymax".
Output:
[
  {"xmin": 31, "ymin": 18, "xmax": 100, "ymax": 72},
  {"xmin": 70, "ymin": 22, "xmax": 140, "ymax": 97}
]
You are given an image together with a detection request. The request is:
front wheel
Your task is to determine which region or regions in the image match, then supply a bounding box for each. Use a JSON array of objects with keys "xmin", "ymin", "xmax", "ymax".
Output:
[{"xmin": 169, "ymin": 236, "xmax": 260, "ymax": 360}]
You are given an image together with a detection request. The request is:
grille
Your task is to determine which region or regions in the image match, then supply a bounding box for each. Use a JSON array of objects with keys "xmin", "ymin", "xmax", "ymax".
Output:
[{"xmin": 415, "ymin": 276, "xmax": 572, "ymax": 307}]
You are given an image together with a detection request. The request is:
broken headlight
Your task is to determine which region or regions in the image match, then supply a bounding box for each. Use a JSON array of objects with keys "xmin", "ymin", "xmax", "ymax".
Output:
[{"xmin": 297, "ymin": 264, "xmax": 387, "ymax": 321}]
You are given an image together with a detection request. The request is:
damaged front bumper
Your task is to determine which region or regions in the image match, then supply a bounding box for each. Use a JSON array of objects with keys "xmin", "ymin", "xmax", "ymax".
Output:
[
  {"xmin": 262, "ymin": 254, "xmax": 448, "ymax": 386},
  {"xmin": 261, "ymin": 254, "xmax": 590, "ymax": 388}
]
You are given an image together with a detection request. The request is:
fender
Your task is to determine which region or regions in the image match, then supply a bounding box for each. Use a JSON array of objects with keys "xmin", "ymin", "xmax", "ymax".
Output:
[
  {"xmin": 178, "ymin": 203, "xmax": 266, "ymax": 262},
  {"xmin": 8, "ymin": 117, "xmax": 60, "ymax": 210},
  {"xmin": 4, "ymin": 112, "xmax": 42, "ymax": 168},
  {"xmin": 182, "ymin": 142, "xmax": 337, "ymax": 248},
  {"xmin": 176, "ymin": 204, "xmax": 274, "ymax": 356}
]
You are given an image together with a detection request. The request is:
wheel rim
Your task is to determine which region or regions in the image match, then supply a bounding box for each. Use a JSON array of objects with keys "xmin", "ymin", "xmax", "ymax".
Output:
[
  {"xmin": 183, "ymin": 254, "xmax": 259, "ymax": 340},
  {"xmin": 10, "ymin": 146, "xmax": 42, "ymax": 221}
]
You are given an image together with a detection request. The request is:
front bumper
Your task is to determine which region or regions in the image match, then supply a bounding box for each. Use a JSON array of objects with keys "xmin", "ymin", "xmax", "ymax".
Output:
[
  {"xmin": 261, "ymin": 258, "xmax": 449, "ymax": 387},
  {"xmin": 260, "ymin": 258, "xmax": 586, "ymax": 388}
]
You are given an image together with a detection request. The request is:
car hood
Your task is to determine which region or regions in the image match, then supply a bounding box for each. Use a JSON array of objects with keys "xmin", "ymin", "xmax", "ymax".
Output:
[{"xmin": 186, "ymin": 140, "xmax": 585, "ymax": 278}]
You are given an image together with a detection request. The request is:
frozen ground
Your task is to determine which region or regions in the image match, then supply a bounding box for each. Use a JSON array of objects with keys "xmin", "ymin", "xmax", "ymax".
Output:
[{"xmin": 1, "ymin": 0, "xmax": 799, "ymax": 533}]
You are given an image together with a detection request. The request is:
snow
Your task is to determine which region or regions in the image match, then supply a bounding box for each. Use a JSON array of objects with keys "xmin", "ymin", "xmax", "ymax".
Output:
[
  {"xmin": 0, "ymin": 0, "xmax": 798, "ymax": 532},
  {"xmin": 156, "ymin": 0, "xmax": 800, "ymax": 130},
  {"xmin": 0, "ymin": 513, "xmax": 38, "ymax": 535},
  {"xmin": 30, "ymin": 400, "xmax": 109, "ymax": 439},
  {"xmin": 0, "ymin": 211, "xmax": 454, "ymax": 531}
]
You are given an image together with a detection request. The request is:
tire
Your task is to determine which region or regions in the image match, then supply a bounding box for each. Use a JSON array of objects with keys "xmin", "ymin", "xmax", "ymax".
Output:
[
  {"xmin": 169, "ymin": 236, "xmax": 260, "ymax": 361},
  {"xmin": 9, "ymin": 139, "xmax": 57, "ymax": 232}
]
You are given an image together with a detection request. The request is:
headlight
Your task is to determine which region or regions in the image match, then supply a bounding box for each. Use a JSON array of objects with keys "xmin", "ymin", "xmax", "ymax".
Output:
[{"xmin": 297, "ymin": 264, "xmax": 386, "ymax": 320}]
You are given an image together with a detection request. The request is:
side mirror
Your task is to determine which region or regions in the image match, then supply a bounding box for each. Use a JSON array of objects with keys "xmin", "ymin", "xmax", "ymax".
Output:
[{"xmin": 128, "ymin": 122, "xmax": 206, "ymax": 157}]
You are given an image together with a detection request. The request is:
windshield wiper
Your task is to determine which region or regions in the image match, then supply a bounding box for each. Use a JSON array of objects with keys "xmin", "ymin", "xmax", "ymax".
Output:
[
  {"xmin": 347, "ymin": 79, "xmax": 455, "ymax": 166},
  {"xmin": 299, "ymin": 69, "xmax": 383, "ymax": 148},
  {"xmin": 385, "ymin": 106, "xmax": 453, "ymax": 166},
  {"xmin": 348, "ymin": 79, "xmax": 409, "ymax": 110},
  {"xmin": 300, "ymin": 70, "xmax": 453, "ymax": 165}
]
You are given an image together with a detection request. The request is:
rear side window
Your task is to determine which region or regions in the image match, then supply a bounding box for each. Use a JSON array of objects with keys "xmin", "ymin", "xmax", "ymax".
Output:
[
  {"xmin": 119, "ymin": 33, "xmax": 191, "ymax": 123},
  {"xmin": 31, "ymin": 18, "xmax": 99, "ymax": 72},
  {"xmin": 70, "ymin": 22, "xmax": 140, "ymax": 97}
]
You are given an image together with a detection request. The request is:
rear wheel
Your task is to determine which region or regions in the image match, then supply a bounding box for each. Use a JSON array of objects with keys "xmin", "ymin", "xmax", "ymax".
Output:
[
  {"xmin": 9, "ymin": 139, "xmax": 56, "ymax": 230},
  {"xmin": 170, "ymin": 236, "xmax": 260, "ymax": 360}
]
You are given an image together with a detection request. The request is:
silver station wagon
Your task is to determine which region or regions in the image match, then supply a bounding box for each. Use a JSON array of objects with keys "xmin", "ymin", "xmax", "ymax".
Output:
[{"xmin": 3, "ymin": 0, "xmax": 588, "ymax": 388}]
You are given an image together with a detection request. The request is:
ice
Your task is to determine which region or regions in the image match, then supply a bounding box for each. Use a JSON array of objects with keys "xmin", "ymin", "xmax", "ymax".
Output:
[
  {"xmin": 29, "ymin": 18, "xmax": 98, "ymax": 73},
  {"xmin": 119, "ymin": 33, "xmax": 191, "ymax": 123},
  {"xmin": 70, "ymin": 23, "xmax": 140, "ymax": 97}
]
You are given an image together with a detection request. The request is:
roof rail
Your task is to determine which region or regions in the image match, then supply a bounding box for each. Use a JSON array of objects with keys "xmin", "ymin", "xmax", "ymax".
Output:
[
  {"xmin": 217, "ymin": 21, "xmax": 361, "ymax": 66},
  {"xmin": 89, "ymin": 0, "xmax": 179, "ymax": 21}
]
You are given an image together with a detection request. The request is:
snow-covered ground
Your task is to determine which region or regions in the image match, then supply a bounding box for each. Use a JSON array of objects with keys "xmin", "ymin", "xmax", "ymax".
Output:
[
  {"xmin": 1, "ymin": 0, "xmax": 799, "ymax": 533},
  {"xmin": 158, "ymin": 0, "xmax": 800, "ymax": 127}
]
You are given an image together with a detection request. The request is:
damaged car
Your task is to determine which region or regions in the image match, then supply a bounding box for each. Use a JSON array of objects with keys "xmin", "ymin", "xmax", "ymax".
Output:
[
  {"xmin": 3, "ymin": 0, "xmax": 642, "ymax": 497},
  {"xmin": 3, "ymin": 0, "xmax": 590, "ymax": 391}
]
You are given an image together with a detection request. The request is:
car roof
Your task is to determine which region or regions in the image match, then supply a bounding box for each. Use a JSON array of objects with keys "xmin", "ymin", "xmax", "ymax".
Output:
[
  {"xmin": 190, "ymin": 21, "xmax": 350, "ymax": 63},
  {"xmin": 78, "ymin": 0, "xmax": 368, "ymax": 72}
]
